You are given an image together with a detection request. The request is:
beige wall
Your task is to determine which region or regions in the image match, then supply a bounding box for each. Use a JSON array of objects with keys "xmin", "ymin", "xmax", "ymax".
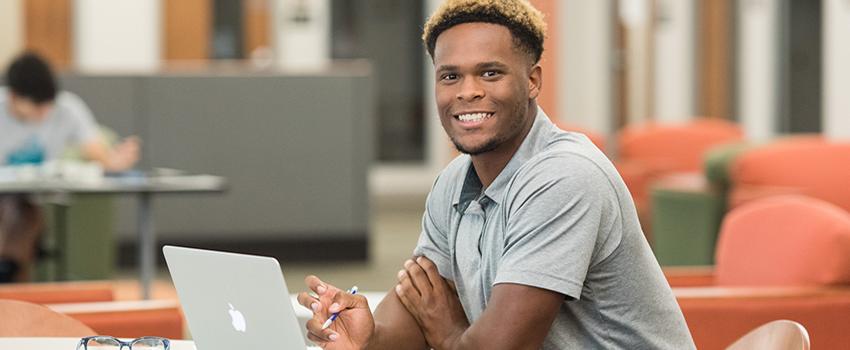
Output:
[
  {"xmin": 621, "ymin": 0, "xmax": 652, "ymax": 125},
  {"xmin": 737, "ymin": 0, "xmax": 780, "ymax": 141},
  {"xmin": 0, "ymin": 0, "xmax": 23, "ymax": 68},
  {"xmin": 74, "ymin": 0, "xmax": 161, "ymax": 71},
  {"xmin": 823, "ymin": 0, "xmax": 850, "ymax": 139},
  {"xmin": 653, "ymin": 0, "xmax": 696, "ymax": 122},
  {"xmin": 560, "ymin": 0, "xmax": 615, "ymax": 133}
]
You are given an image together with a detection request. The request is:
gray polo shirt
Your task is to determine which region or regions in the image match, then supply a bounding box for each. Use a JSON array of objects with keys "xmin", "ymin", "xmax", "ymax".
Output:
[
  {"xmin": 0, "ymin": 88, "xmax": 99, "ymax": 165},
  {"xmin": 414, "ymin": 108, "xmax": 695, "ymax": 349}
]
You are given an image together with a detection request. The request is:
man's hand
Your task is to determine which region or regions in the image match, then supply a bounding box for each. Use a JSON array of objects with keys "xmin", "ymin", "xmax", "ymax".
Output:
[
  {"xmin": 107, "ymin": 136, "xmax": 140, "ymax": 171},
  {"xmin": 395, "ymin": 256, "xmax": 469, "ymax": 350},
  {"xmin": 296, "ymin": 276, "xmax": 374, "ymax": 350},
  {"xmin": 82, "ymin": 136, "xmax": 140, "ymax": 172}
]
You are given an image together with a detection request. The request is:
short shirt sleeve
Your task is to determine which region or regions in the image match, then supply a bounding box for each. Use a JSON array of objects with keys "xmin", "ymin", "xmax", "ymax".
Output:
[
  {"xmin": 494, "ymin": 153, "xmax": 620, "ymax": 300},
  {"xmin": 59, "ymin": 92, "xmax": 100, "ymax": 145},
  {"xmin": 413, "ymin": 173, "xmax": 455, "ymax": 281}
]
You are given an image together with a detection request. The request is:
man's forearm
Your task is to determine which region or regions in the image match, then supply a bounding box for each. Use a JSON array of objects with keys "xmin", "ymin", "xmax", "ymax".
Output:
[
  {"xmin": 364, "ymin": 322, "xmax": 427, "ymax": 350},
  {"xmin": 432, "ymin": 327, "xmax": 542, "ymax": 350},
  {"xmin": 365, "ymin": 291, "xmax": 429, "ymax": 350}
]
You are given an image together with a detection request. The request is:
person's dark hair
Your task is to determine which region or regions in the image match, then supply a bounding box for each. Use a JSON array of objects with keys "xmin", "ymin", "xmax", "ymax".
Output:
[
  {"xmin": 423, "ymin": 0, "xmax": 546, "ymax": 64},
  {"xmin": 6, "ymin": 52, "xmax": 58, "ymax": 103}
]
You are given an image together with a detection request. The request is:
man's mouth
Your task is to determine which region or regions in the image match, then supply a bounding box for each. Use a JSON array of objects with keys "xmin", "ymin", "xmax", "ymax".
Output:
[{"xmin": 455, "ymin": 112, "xmax": 494, "ymax": 122}]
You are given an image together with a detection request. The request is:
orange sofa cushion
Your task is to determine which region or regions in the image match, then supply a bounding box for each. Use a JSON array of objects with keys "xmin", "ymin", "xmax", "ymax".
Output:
[
  {"xmin": 714, "ymin": 195, "xmax": 850, "ymax": 287},
  {"xmin": 0, "ymin": 299, "xmax": 95, "ymax": 337},
  {"xmin": 615, "ymin": 119, "xmax": 742, "ymax": 219},
  {"xmin": 729, "ymin": 137, "xmax": 850, "ymax": 212},
  {"xmin": 618, "ymin": 118, "xmax": 743, "ymax": 173}
]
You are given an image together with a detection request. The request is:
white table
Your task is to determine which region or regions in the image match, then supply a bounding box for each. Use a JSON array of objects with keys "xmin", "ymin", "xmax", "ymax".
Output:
[
  {"xmin": 0, "ymin": 337, "xmax": 197, "ymax": 349},
  {"xmin": 0, "ymin": 174, "xmax": 226, "ymax": 299},
  {"xmin": 0, "ymin": 337, "xmax": 322, "ymax": 349}
]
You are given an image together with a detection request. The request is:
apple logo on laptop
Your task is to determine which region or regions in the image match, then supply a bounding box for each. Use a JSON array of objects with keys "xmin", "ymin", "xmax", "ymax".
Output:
[{"xmin": 228, "ymin": 303, "xmax": 247, "ymax": 332}]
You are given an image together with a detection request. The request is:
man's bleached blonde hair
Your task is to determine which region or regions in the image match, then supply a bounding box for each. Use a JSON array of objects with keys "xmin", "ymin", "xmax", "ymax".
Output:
[{"xmin": 422, "ymin": 0, "xmax": 546, "ymax": 63}]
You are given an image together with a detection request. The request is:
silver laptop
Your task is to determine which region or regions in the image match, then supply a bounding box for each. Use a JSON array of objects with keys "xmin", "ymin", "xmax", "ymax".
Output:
[{"xmin": 163, "ymin": 245, "xmax": 308, "ymax": 350}]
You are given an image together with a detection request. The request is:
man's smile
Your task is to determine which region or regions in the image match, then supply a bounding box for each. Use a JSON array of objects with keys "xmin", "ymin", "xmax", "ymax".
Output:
[{"xmin": 453, "ymin": 111, "xmax": 495, "ymax": 128}]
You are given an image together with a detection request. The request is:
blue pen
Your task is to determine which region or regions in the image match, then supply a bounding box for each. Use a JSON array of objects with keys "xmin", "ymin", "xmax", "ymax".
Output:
[{"xmin": 321, "ymin": 286, "xmax": 358, "ymax": 330}]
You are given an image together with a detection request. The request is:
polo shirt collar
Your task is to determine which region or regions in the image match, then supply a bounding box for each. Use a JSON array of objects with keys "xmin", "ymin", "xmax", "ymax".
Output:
[{"xmin": 452, "ymin": 107, "xmax": 555, "ymax": 212}]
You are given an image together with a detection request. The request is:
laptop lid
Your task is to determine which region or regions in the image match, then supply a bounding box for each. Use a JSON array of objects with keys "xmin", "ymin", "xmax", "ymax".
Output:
[{"xmin": 163, "ymin": 245, "xmax": 307, "ymax": 350}]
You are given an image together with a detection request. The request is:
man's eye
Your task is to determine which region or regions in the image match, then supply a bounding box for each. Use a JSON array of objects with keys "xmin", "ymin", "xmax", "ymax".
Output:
[
  {"xmin": 482, "ymin": 71, "xmax": 500, "ymax": 78},
  {"xmin": 442, "ymin": 73, "xmax": 458, "ymax": 81}
]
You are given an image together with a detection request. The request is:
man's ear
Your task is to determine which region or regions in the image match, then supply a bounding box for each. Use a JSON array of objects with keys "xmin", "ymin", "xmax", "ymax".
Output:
[{"xmin": 528, "ymin": 64, "xmax": 542, "ymax": 100}]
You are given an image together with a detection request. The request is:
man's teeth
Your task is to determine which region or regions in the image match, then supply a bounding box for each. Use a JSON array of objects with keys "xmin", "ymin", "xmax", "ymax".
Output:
[{"xmin": 457, "ymin": 113, "xmax": 493, "ymax": 122}]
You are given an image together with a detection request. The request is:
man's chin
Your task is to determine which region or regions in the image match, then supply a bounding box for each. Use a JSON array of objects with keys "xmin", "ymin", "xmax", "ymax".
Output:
[{"xmin": 452, "ymin": 139, "xmax": 500, "ymax": 156}]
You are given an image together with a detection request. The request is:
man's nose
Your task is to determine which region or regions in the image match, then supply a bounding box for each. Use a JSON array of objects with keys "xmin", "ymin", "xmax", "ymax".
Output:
[{"xmin": 456, "ymin": 78, "xmax": 485, "ymax": 101}]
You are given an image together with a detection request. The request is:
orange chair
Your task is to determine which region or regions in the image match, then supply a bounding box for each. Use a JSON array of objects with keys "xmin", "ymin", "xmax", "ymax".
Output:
[
  {"xmin": 616, "ymin": 118, "xmax": 743, "ymax": 230},
  {"xmin": 50, "ymin": 300, "xmax": 184, "ymax": 339},
  {"xmin": 714, "ymin": 195, "xmax": 850, "ymax": 287},
  {"xmin": 728, "ymin": 136, "xmax": 850, "ymax": 212},
  {"xmin": 667, "ymin": 195, "xmax": 850, "ymax": 349},
  {"xmin": 0, "ymin": 281, "xmax": 184, "ymax": 339},
  {"xmin": 0, "ymin": 299, "xmax": 95, "ymax": 337},
  {"xmin": 0, "ymin": 281, "xmax": 114, "ymax": 304}
]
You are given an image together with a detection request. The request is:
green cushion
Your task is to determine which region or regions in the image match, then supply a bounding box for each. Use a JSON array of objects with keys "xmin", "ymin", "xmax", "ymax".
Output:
[
  {"xmin": 651, "ymin": 184, "xmax": 724, "ymax": 266},
  {"xmin": 703, "ymin": 142, "xmax": 753, "ymax": 189}
]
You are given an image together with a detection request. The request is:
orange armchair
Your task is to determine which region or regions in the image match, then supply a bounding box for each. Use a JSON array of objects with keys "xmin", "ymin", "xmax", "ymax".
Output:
[
  {"xmin": 0, "ymin": 281, "xmax": 184, "ymax": 339},
  {"xmin": 615, "ymin": 118, "xmax": 743, "ymax": 231},
  {"xmin": 0, "ymin": 299, "xmax": 95, "ymax": 337},
  {"xmin": 667, "ymin": 195, "xmax": 850, "ymax": 349},
  {"xmin": 729, "ymin": 136, "xmax": 850, "ymax": 212},
  {"xmin": 49, "ymin": 300, "xmax": 184, "ymax": 339}
]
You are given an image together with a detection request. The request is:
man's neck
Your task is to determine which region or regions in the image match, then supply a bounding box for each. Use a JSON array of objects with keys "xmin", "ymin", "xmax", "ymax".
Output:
[{"xmin": 470, "ymin": 104, "xmax": 537, "ymax": 189}]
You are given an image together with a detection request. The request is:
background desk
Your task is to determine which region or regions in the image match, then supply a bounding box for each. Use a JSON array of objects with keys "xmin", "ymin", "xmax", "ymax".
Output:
[{"xmin": 0, "ymin": 174, "xmax": 226, "ymax": 299}]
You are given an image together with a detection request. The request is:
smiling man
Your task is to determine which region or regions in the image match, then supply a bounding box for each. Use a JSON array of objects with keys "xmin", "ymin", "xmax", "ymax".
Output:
[{"xmin": 298, "ymin": 1, "xmax": 695, "ymax": 349}]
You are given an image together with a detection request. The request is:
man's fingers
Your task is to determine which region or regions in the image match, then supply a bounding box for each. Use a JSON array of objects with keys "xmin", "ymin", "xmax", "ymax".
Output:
[
  {"xmin": 328, "ymin": 292, "xmax": 369, "ymax": 314},
  {"xmin": 398, "ymin": 266, "xmax": 421, "ymax": 296},
  {"xmin": 404, "ymin": 259, "xmax": 432, "ymax": 298},
  {"xmin": 394, "ymin": 283, "xmax": 421, "ymax": 323},
  {"xmin": 416, "ymin": 256, "xmax": 446, "ymax": 293},
  {"xmin": 306, "ymin": 317, "xmax": 339, "ymax": 343},
  {"xmin": 306, "ymin": 332, "xmax": 328, "ymax": 348},
  {"xmin": 296, "ymin": 292, "xmax": 321, "ymax": 313},
  {"xmin": 304, "ymin": 275, "xmax": 331, "ymax": 295},
  {"xmin": 397, "ymin": 272, "xmax": 420, "ymax": 299},
  {"xmin": 123, "ymin": 135, "xmax": 141, "ymax": 145}
]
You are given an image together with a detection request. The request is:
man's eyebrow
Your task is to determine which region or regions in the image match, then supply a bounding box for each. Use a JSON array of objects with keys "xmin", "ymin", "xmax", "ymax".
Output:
[
  {"xmin": 476, "ymin": 61, "xmax": 510, "ymax": 70},
  {"xmin": 436, "ymin": 61, "xmax": 510, "ymax": 72},
  {"xmin": 436, "ymin": 65, "xmax": 459, "ymax": 73}
]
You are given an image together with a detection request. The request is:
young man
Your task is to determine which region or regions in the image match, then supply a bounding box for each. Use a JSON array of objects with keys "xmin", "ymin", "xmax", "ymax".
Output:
[
  {"xmin": 0, "ymin": 52, "xmax": 140, "ymax": 282},
  {"xmin": 297, "ymin": 1, "xmax": 695, "ymax": 348}
]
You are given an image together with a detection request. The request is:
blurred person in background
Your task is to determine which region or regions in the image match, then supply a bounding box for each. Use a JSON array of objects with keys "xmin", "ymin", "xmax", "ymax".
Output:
[
  {"xmin": 0, "ymin": 52, "xmax": 140, "ymax": 282},
  {"xmin": 298, "ymin": 0, "xmax": 694, "ymax": 349}
]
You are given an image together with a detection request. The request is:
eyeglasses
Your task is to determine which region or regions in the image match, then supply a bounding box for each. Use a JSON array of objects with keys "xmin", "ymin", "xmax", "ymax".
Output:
[{"xmin": 76, "ymin": 336, "xmax": 171, "ymax": 350}]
